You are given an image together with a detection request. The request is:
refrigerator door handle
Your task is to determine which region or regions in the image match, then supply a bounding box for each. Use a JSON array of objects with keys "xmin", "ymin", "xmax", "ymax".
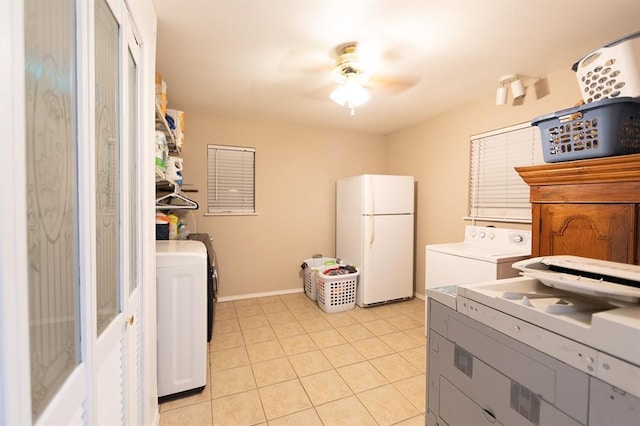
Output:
[
  {"xmin": 368, "ymin": 175, "xmax": 375, "ymax": 248},
  {"xmin": 369, "ymin": 214, "xmax": 375, "ymax": 249},
  {"xmin": 368, "ymin": 175, "xmax": 375, "ymax": 216}
]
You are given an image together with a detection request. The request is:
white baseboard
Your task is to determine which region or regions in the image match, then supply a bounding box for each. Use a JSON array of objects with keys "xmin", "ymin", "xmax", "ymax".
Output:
[
  {"xmin": 217, "ymin": 288, "xmax": 304, "ymax": 303},
  {"xmin": 218, "ymin": 288, "xmax": 425, "ymax": 303}
]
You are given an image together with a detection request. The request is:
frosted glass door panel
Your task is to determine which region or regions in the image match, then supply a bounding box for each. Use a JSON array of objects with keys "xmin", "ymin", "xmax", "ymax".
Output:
[
  {"xmin": 25, "ymin": 0, "xmax": 80, "ymax": 419},
  {"xmin": 95, "ymin": 0, "xmax": 121, "ymax": 335},
  {"xmin": 24, "ymin": 0, "xmax": 80, "ymax": 419}
]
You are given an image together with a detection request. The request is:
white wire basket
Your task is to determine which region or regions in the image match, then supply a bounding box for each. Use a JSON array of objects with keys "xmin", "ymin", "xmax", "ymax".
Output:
[
  {"xmin": 301, "ymin": 257, "xmax": 341, "ymax": 301},
  {"xmin": 573, "ymin": 31, "xmax": 640, "ymax": 104},
  {"xmin": 316, "ymin": 266, "xmax": 359, "ymax": 313}
]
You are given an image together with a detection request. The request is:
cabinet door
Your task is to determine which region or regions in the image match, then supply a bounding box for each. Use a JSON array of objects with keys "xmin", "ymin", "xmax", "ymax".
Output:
[{"xmin": 539, "ymin": 204, "xmax": 636, "ymax": 263}]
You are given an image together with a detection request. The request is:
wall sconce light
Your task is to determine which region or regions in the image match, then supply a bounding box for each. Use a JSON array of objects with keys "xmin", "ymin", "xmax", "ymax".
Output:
[{"xmin": 496, "ymin": 74, "xmax": 527, "ymax": 105}]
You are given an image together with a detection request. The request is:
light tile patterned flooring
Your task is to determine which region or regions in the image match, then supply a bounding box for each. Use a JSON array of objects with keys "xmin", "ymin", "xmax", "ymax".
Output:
[{"xmin": 159, "ymin": 293, "xmax": 426, "ymax": 425}]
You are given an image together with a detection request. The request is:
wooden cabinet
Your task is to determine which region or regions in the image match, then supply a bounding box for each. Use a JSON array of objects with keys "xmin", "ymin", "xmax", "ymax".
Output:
[{"xmin": 516, "ymin": 154, "xmax": 640, "ymax": 265}]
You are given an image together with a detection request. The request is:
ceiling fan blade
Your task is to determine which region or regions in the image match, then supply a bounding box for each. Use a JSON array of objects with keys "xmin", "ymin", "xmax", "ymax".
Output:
[
  {"xmin": 304, "ymin": 74, "xmax": 421, "ymax": 102},
  {"xmin": 302, "ymin": 83, "xmax": 336, "ymax": 101},
  {"xmin": 379, "ymin": 42, "xmax": 423, "ymax": 64},
  {"xmin": 278, "ymin": 47, "xmax": 333, "ymax": 75},
  {"xmin": 365, "ymin": 74, "xmax": 421, "ymax": 96}
]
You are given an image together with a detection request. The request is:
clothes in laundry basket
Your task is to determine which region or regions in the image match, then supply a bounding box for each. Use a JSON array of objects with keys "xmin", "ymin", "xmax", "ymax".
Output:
[{"xmin": 323, "ymin": 265, "xmax": 358, "ymax": 276}]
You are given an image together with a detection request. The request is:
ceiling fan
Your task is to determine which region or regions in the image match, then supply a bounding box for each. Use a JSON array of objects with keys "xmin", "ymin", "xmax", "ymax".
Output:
[
  {"xmin": 329, "ymin": 43, "xmax": 374, "ymax": 116},
  {"xmin": 279, "ymin": 41, "xmax": 421, "ymax": 116}
]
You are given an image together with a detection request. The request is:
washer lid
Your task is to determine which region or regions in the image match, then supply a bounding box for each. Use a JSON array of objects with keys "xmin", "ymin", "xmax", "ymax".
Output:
[
  {"xmin": 426, "ymin": 242, "xmax": 531, "ymax": 263},
  {"xmin": 156, "ymin": 240, "xmax": 207, "ymax": 267}
]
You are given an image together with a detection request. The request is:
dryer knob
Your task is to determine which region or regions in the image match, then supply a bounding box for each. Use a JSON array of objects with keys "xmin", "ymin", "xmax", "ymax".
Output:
[
  {"xmin": 489, "ymin": 232, "xmax": 495, "ymax": 240},
  {"xmin": 479, "ymin": 231, "xmax": 486, "ymax": 239},
  {"xmin": 513, "ymin": 235, "xmax": 524, "ymax": 243}
]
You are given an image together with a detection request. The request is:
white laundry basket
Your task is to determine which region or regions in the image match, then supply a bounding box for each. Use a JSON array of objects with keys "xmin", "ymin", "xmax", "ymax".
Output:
[
  {"xmin": 572, "ymin": 31, "xmax": 640, "ymax": 104},
  {"xmin": 301, "ymin": 256, "xmax": 342, "ymax": 301},
  {"xmin": 316, "ymin": 265, "xmax": 359, "ymax": 313}
]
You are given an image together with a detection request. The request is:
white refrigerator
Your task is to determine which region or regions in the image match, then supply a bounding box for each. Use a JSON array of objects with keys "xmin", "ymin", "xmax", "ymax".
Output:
[{"xmin": 336, "ymin": 174, "xmax": 415, "ymax": 307}]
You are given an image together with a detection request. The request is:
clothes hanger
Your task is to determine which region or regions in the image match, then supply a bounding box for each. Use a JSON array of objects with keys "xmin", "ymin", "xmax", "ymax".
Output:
[{"xmin": 155, "ymin": 187, "xmax": 199, "ymax": 210}]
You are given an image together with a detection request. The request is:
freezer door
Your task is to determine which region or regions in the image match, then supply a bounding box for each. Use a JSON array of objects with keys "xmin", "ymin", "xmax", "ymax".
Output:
[
  {"xmin": 363, "ymin": 174, "xmax": 414, "ymax": 215},
  {"xmin": 359, "ymin": 214, "xmax": 414, "ymax": 306}
]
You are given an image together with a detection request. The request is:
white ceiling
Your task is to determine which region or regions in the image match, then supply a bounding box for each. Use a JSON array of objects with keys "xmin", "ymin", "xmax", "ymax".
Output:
[{"xmin": 153, "ymin": 0, "xmax": 640, "ymax": 135}]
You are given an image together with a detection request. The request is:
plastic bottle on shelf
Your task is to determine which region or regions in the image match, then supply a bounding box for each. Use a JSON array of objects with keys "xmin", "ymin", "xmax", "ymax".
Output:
[
  {"xmin": 178, "ymin": 219, "xmax": 189, "ymax": 240},
  {"xmin": 155, "ymin": 212, "xmax": 170, "ymax": 240},
  {"xmin": 168, "ymin": 214, "xmax": 179, "ymax": 240}
]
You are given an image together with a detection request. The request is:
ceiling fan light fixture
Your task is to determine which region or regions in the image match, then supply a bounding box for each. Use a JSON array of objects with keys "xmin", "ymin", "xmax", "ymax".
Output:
[
  {"xmin": 330, "ymin": 75, "xmax": 370, "ymax": 115},
  {"xmin": 330, "ymin": 77, "xmax": 370, "ymax": 106}
]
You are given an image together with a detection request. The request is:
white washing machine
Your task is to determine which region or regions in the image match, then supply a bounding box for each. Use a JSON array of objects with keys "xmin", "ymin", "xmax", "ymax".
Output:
[
  {"xmin": 156, "ymin": 240, "xmax": 207, "ymax": 400},
  {"xmin": 424, "ymin": 226, "xmax": 531, "ymax": 328}
]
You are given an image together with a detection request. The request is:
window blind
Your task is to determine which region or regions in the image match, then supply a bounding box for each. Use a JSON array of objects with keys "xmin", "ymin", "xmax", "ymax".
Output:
[
  {"xmin": 468, "ymin": 123, "xmax": 543, "ymax": 222},
  {"xmin": 207, "ymin": 145, "xmax": 255, "ymax": 214}
]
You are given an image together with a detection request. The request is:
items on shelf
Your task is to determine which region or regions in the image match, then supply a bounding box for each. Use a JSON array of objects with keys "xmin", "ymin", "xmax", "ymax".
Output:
[
  {"xmin": 155, "ymin": 70, "xmax": 186, "ymax": 188},
  {"xmin": 155, "ymin": 103, "xmax": 178, "ymax": 154},
  {"xmin": 155, "ymin": 70, "xmax": 194, "ymax": 214},
  {"xmin": 166, "ymin": 156, "xmax": 183, "ymax": 186},
  {"xmin": 177, "ymin": 218, "xmax": 189, "ymax": 240},
  {"xmin": 167, "ymin": 213, "xmax": 179, "ymax": 240},
  {"xmin": 166, "ymin": 109, "xmax": 185, "ymax": 150},
  {"xmin": 156, "ymin": 212, "xmax": 169, "ymax": 240},
  {"xmin": 155, "ymin": 71, "xmax": 167, "ymax": 116},
  {"xmin": 155, "ymin": 130, "xmax": 169, "ymax": 171},
  {"xmin": 155, "ymin": 211, "xmax": 192, "ymax": 240}
]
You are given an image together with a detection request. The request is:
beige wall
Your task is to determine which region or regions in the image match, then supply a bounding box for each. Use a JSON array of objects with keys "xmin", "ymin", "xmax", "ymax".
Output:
[
  {"xmin": 174, "ymin": 68, "xmax": 584, "ymax": 300},
  {"xmin": 386, "ymin": 68, "xmax": 583, "ymax": 297},
  {"xmin": 177, "ymin": 114, "xmax": 386, "ymax": 299}
]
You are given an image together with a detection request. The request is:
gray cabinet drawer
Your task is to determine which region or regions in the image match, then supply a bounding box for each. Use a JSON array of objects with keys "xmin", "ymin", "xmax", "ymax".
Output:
[{"xmin": 440, "ymin": 377, "xmax": 504, "ymax": 426}]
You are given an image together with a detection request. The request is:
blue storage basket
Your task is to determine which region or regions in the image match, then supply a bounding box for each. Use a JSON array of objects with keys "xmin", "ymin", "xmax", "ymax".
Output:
[{"xmin": 532, "ymin": 97, "xmax": 640, "ymax": 163}]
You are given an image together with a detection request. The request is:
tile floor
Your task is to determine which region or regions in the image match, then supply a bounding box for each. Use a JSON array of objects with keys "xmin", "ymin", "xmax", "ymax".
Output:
[{"xmin": 159, "ymin": 293, "xmax": 427, "ymax": 425}]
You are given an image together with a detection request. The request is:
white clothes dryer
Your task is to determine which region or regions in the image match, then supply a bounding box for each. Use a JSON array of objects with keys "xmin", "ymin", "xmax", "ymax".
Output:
[{"xmin": 156, "ymin": 240, "xmax": 207, "ymax": 400}]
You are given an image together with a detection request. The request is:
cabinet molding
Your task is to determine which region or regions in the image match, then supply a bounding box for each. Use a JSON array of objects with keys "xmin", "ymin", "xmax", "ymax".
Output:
[{"xmin": 515, "ymin": 154, "xmax": 640, "ymax": 186}]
